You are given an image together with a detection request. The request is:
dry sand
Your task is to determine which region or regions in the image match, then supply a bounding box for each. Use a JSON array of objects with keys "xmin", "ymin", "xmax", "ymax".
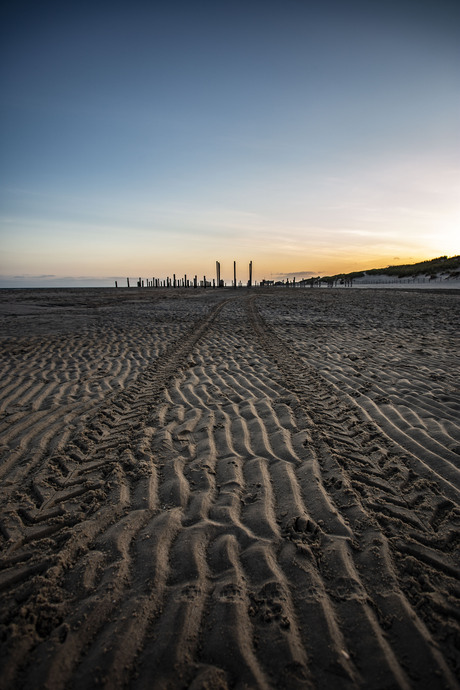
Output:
[{"xmin": 0, "ymin": 287, "xmax": 459, "ymax": 689}]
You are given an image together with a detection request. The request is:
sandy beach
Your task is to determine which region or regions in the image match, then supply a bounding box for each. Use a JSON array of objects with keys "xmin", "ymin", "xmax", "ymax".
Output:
[{"xmin": 0, "ymin": 287, "xmax": 459, "ymax": 689}]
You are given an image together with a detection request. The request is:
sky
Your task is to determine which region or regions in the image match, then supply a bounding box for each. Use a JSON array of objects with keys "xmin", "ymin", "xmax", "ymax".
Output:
[{"xmin": 1, "ymin": 0, "xmax": 459, "ymax": 287}]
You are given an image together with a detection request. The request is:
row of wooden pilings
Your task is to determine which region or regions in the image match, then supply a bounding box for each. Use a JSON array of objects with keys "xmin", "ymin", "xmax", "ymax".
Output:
[{"xmin": 115, "ymin": 261, "xmax": 253, "ymax": 289}]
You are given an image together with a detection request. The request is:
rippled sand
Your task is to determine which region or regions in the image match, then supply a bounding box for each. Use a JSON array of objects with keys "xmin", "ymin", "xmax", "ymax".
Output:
[{"xmin": 1, "ymin": 287, "xmax": 459, "ymax": 689}]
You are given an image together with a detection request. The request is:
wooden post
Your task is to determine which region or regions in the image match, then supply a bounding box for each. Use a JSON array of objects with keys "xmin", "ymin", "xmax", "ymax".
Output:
[
  {"xmin": 127, "ymin": 278, "xmax": 130, "ymax": 288},
  {"xmin": 184, "ymin": 274, "xmax": 187, "ymax": 288},
  {"xmin": 216, "ymin": 260, "xmax": 221, "ymax": 287},
  {"xmin": 173, "ymin": 274, "xmax": 176, "ymax": 288},
  {"xmin": 203, "ymin": 276, "xmax": 206, "ymax": 288},
  {"xmin": 194, "ymin": 275, "xmax": 197, "ymax": 288},
  {"xmin": 248, "ymin": 260, "xmax": 252, "ymax": 287},
  {"xmin": 233, "ymin": 261, "xmax": 236, "ymax": 289},
  {"xmin": 115, "ymin": 280, "xmax": 118, "ymax": 288}
]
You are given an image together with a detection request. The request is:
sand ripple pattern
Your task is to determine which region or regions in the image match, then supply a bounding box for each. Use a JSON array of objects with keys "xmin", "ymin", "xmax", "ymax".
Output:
[
  {"xmin": 0, "ymin": 290, "xmax": 459, "ymax": 689},
  {"xmin": 258, "ymin": 290, "xmax": 460, "ymax": 499},
  {"xmin": 0, "ymin": 290, "xmax": 215, "ymax": 491}
]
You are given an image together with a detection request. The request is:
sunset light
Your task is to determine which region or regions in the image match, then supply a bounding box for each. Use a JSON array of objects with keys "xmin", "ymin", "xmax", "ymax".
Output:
[
  {"xmin": 1, "ymin": 2, "xmax": 459, "ymax": 683},
  {"xmin": 1, "ymin": 1, "xmax": 458, "ymax": 286}
]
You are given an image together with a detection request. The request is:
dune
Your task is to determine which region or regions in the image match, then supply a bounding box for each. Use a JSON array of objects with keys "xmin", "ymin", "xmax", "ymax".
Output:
[{"xmin": 0, "ymin": 287, "xmax": 459, "ymax": 689}]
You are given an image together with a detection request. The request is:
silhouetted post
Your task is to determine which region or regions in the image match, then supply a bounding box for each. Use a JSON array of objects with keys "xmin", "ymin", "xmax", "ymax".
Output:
[
  {"xmin": 115, "ymin": 280, "xmax": 118, "ymax": 288},
  {"xmin": 127, "ymin": 278, "xmax": 130, "ymax": 288},
  {"xmin": 293, "ymin": 276, "xmax": 296, "ymax": 289},
  {"xmin": 216, "ymin": 260, "xmax": 221, "ymax": 287},
  {"xmin": 203, "ymin": 275, "xmax": 206, "ymax": 288},
  {"xmin": 173, "ymin": 274, "xmax": 176, "ymax": 288},
  {"xmin": 194, "ymin": 275, "xmax": 197, "ymax": 288},
  {"xmin": 248, "ymin": 260, "xmax": 252, "ymax": 288},
  {"xmin": 213, "ymin": 278, "xmax": 215, "ymax": 288},
  {"xmin": 184, "ymin": 274, "xmax": 187, "ymax": 288},
  {"xmin": 233, "ymin": 261, "xmax": 237, "ymax": 289}
]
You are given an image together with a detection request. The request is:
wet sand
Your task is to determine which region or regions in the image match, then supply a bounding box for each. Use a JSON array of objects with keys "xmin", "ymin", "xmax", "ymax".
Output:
[{"xmin": 1, "ymin": 287, "xmax": 459, "ymax": 689}]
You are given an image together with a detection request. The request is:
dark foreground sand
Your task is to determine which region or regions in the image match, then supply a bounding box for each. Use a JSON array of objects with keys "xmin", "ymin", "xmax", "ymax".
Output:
[{"xmin": 0, "ymin": 287, "xmax": 459, "ymax": 689}]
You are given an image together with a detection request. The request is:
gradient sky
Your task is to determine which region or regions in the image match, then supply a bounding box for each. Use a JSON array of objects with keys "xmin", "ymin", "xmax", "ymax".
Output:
[{"xmin": 1, "ymin": 0, "xmax": 459, "ymax": 286}]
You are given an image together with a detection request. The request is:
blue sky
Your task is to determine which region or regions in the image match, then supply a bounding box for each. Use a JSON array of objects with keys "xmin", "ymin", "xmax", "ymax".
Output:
[{"xmin": 1, "ymin": 0, "xmax": 459, "ymax": 286}]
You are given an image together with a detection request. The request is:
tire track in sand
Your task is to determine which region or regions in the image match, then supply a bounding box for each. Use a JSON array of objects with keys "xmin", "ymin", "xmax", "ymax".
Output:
[
  {"xmin": 0, "ymin": 297, "xmax": 229, "ymax": 689},
  {"xmin": 0, "ymin": 323, "xmax": 185, "ymax": 488},
  {"xmin": 248, "ymin": 295, "xmax": 460, "ymax": 688},
  {"xmin": 0, "ymin": 294, "xmax": 458, "ymax": 689}
]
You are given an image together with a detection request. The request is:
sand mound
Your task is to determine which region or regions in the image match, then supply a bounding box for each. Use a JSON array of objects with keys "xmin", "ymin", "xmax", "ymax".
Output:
[{"xmin": 1, "ymin": 288, "xmax": 459, "ymax": 689}]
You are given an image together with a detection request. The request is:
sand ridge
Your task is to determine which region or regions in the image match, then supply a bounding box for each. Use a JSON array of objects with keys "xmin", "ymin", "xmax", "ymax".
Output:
[{"xmin": 0, "ymin": 288, "xmax": 459, "ymax": 689}]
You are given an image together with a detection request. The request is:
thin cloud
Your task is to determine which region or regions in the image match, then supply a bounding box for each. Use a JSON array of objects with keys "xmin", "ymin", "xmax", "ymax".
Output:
[
  {"xmin": 273, "ymin": 271, "xmax": 317, "ymax": 280},
  {"xmin": 0, "ymin": 275, "xmax": 121, "ymax": 288}
]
